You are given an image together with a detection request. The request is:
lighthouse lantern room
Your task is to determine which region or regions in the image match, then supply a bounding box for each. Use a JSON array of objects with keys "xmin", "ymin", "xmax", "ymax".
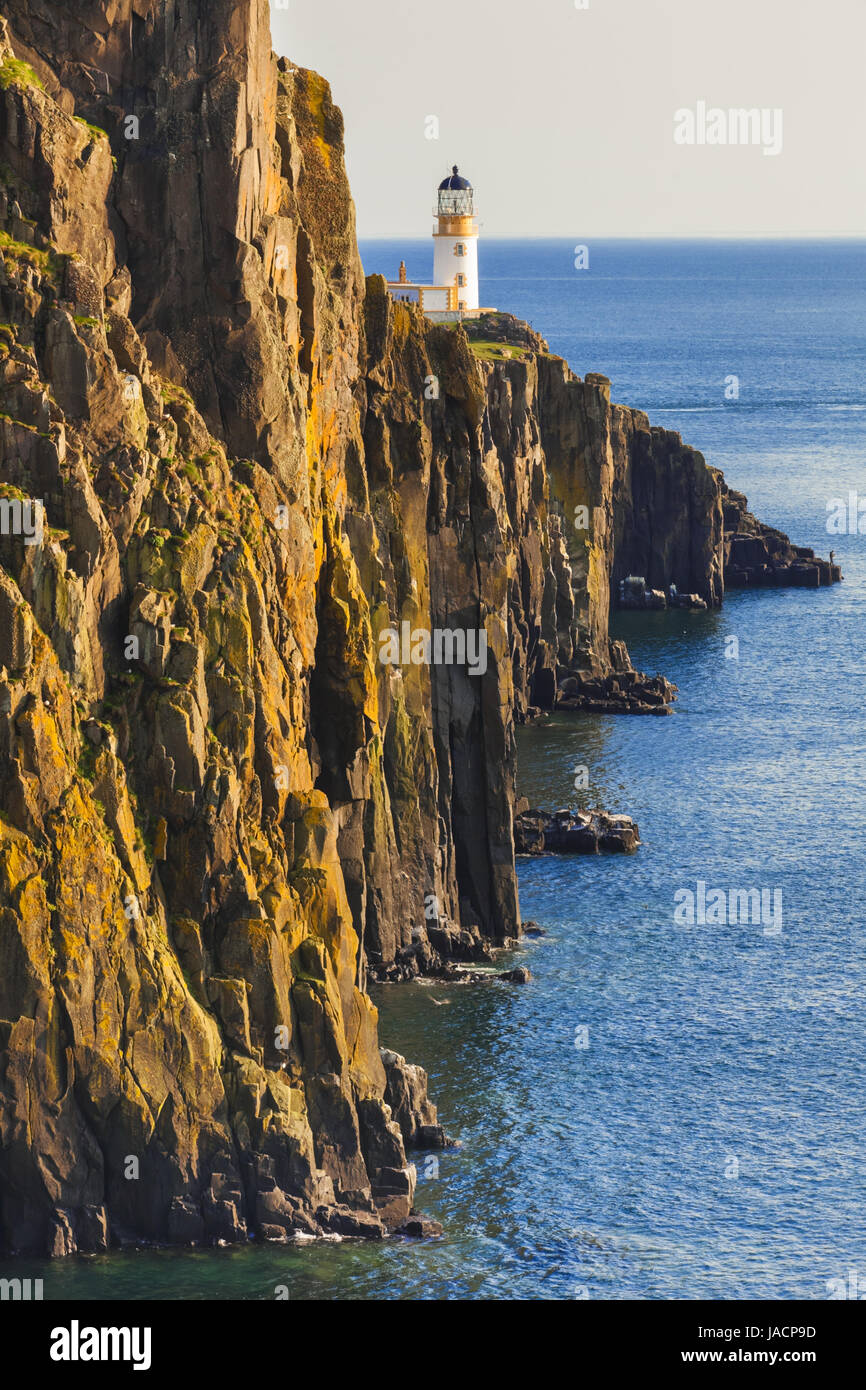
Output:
[{"xmin": 386, "ymin": 166, "xmax": 490, "ymax": 322}]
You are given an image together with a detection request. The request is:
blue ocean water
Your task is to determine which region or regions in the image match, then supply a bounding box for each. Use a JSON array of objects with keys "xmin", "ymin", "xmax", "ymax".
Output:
[
  {"xmin": 366, "ymin": 239, "xmax": 866, "ymax": 1301},
  {"xmin": 12, "ymin": 241, "xmax": 865, "ymax": 1300}
]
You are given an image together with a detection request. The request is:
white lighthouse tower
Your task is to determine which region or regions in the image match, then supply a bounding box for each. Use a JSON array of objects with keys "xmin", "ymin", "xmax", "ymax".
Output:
[
  {"xmin": 386, "ymin": 165, "xmax": 488, "ymax": 321},
  {"xmin": 433, "ymin": 166, "xmax": 479, "ymax": 313}
]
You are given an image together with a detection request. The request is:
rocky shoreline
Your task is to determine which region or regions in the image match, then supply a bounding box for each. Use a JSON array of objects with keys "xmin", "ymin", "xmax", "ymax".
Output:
[{"xmin": 722, "ymin": 483, "xmax": 842, "ymax": 588}]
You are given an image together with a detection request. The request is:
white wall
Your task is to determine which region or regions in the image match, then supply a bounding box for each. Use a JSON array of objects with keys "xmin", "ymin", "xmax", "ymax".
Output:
[
  {"xmin": 433, "ymin": 235, "xmax": 479, "ymax": 310},
  {"xmin": 421, "ymin": 287, "xmax": 450, "ymax": 311}
]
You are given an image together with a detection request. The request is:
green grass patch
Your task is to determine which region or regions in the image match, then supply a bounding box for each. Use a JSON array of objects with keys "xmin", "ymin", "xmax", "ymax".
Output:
[
  {"xmin": 160, "ymin": 382, "xmax": 195, "ymax": 407},
  {"xmin": 74, "ymin": 116, "xmax": 108, "ymax": 142},
  {"xmin": 0, "ymin": 231, "xmax": 51, "ymax": 273},
  {"xmin": 468, "ymin": 340, "xmax": 526, "ymax": 362},
  {"xmin": 0, "ymin": 58, "xmax": 44, "ymax": 93},
  {"xmin": 76, "ymin": 741, "xmax": 98, "ymax": 784}
]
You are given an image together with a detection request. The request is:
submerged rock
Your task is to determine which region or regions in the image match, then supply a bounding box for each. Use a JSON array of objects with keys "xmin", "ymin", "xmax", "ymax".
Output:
[{"xmin": 396, "ymin": 1215, "xmax": 444, "ymax": 1239}]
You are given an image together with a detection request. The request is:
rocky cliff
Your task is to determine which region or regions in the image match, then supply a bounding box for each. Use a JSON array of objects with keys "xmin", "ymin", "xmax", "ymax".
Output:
[
  {"xmin": 0, "ymin": 0, "xmax": 455, "ymax": 1257},
  {"xmin": 0, "ymin": 2, "xmax": 836, "ymax": 1257}
]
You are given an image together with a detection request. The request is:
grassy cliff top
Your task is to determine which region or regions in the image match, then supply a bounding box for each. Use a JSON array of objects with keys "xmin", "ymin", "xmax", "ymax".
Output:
[{"xmin": 462, "ymin": 309, "xmax": 550, "ymax": 354}]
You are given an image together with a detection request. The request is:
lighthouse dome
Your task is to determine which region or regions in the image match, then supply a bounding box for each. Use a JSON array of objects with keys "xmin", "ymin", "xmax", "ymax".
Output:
[{"xmin": 439, "ymin": 165, "xmax": 472, "ymax": 191}]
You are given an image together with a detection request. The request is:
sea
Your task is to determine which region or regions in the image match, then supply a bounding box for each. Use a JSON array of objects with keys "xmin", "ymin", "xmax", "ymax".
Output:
[{"xmin": 11, "ymin": 239, "xmax": 866, "ymax": 1300}]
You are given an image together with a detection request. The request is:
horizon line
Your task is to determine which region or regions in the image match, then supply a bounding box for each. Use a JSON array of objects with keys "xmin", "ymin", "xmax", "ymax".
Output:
[{"xmin": 358, "ymin": 232, "xmax": 866, "ymax": 242}]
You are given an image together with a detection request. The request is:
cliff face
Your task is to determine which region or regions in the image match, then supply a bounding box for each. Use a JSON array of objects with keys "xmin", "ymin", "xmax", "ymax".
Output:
[
  {"xmin": 0, "ymin": 1, "xmax": 449, "ymax": 1256},
  {"xmin": 0, "ymin": 3, "xmax": 836, "ymax": 1257},
  {"xmin": 531, "ymin": 357, "xmax": 725, "ymax": 668}
]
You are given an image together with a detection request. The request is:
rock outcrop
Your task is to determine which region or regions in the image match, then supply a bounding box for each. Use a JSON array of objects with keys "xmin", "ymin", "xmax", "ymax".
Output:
[
  {"xmin": 555, "ymin": 651, "xmax": 678, "ymax": 716},
  {"xmin": 515, "ymin": 805, "xmax": 641, "ymax": 855},
  {"xmin": 617, "ymin": 575, "xmax": 707, "ymax": 611},
  {"xmin": 0, "ymin": 3, "xmax": 840, "ymax": 1258},
  {"xmin": 722, "ymin": 482, "xmax": 842, "ymax": 588}
]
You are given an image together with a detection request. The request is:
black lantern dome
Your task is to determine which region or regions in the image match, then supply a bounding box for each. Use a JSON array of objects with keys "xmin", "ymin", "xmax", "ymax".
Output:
[
  {"xmin": 437, "ymin": 166, "xmax": 474, "ymax": 216},
  {"xmin": 438, "ymin": 165, "xmax": 472, "ymax": 191}
]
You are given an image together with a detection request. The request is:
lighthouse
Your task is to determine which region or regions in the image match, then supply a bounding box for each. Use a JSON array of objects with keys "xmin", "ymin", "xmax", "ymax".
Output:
[
  {"xmin": 433, "ymin": 166, "xmax": 479, "ymax": 313},
  {"xmin": 386, "ymin": 165, "xmax": 489, "ymax": 322}
]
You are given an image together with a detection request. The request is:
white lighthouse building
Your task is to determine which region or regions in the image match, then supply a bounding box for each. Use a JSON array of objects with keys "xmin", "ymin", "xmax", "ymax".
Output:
[
  {"xmin": 433, "ymin": 166, "xmax": 479, "ymax": 313},
  {"xmin": 387, "ymin": 166, "xmax": 489, "ymax": 322}
]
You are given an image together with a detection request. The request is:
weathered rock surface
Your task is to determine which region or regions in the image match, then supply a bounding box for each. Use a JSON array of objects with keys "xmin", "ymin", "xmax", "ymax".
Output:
[
  {"xmin": 555, "ymin": 673, "xmax": 676, "ymax": 716},
  {"xmin": 722, "ymin": 482, "xmax": 842, "ymax": 588},
  {"xmin": 395, "ymin": 1214, "xmax": 443, "ymax": 1239},
  {"xmin": 515, "ymin": 806, "xmax": 641, "ymax": 855},
  {"xmin": 0, "ymin": 3, "xmax": 451, "ymax": 1257},
  {"xmin": 617, "ymin": 575, "xmax": 707, "ymax": 611},
  {"xmin": 379, "ymin": 1050, "xmax": 452, "ymax": 1150}
]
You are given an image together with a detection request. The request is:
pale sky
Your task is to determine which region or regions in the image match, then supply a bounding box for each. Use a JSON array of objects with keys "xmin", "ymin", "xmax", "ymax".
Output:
[{"xmin": 271, "ymin": 0, "xmax": 866, "ymax": 238}]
